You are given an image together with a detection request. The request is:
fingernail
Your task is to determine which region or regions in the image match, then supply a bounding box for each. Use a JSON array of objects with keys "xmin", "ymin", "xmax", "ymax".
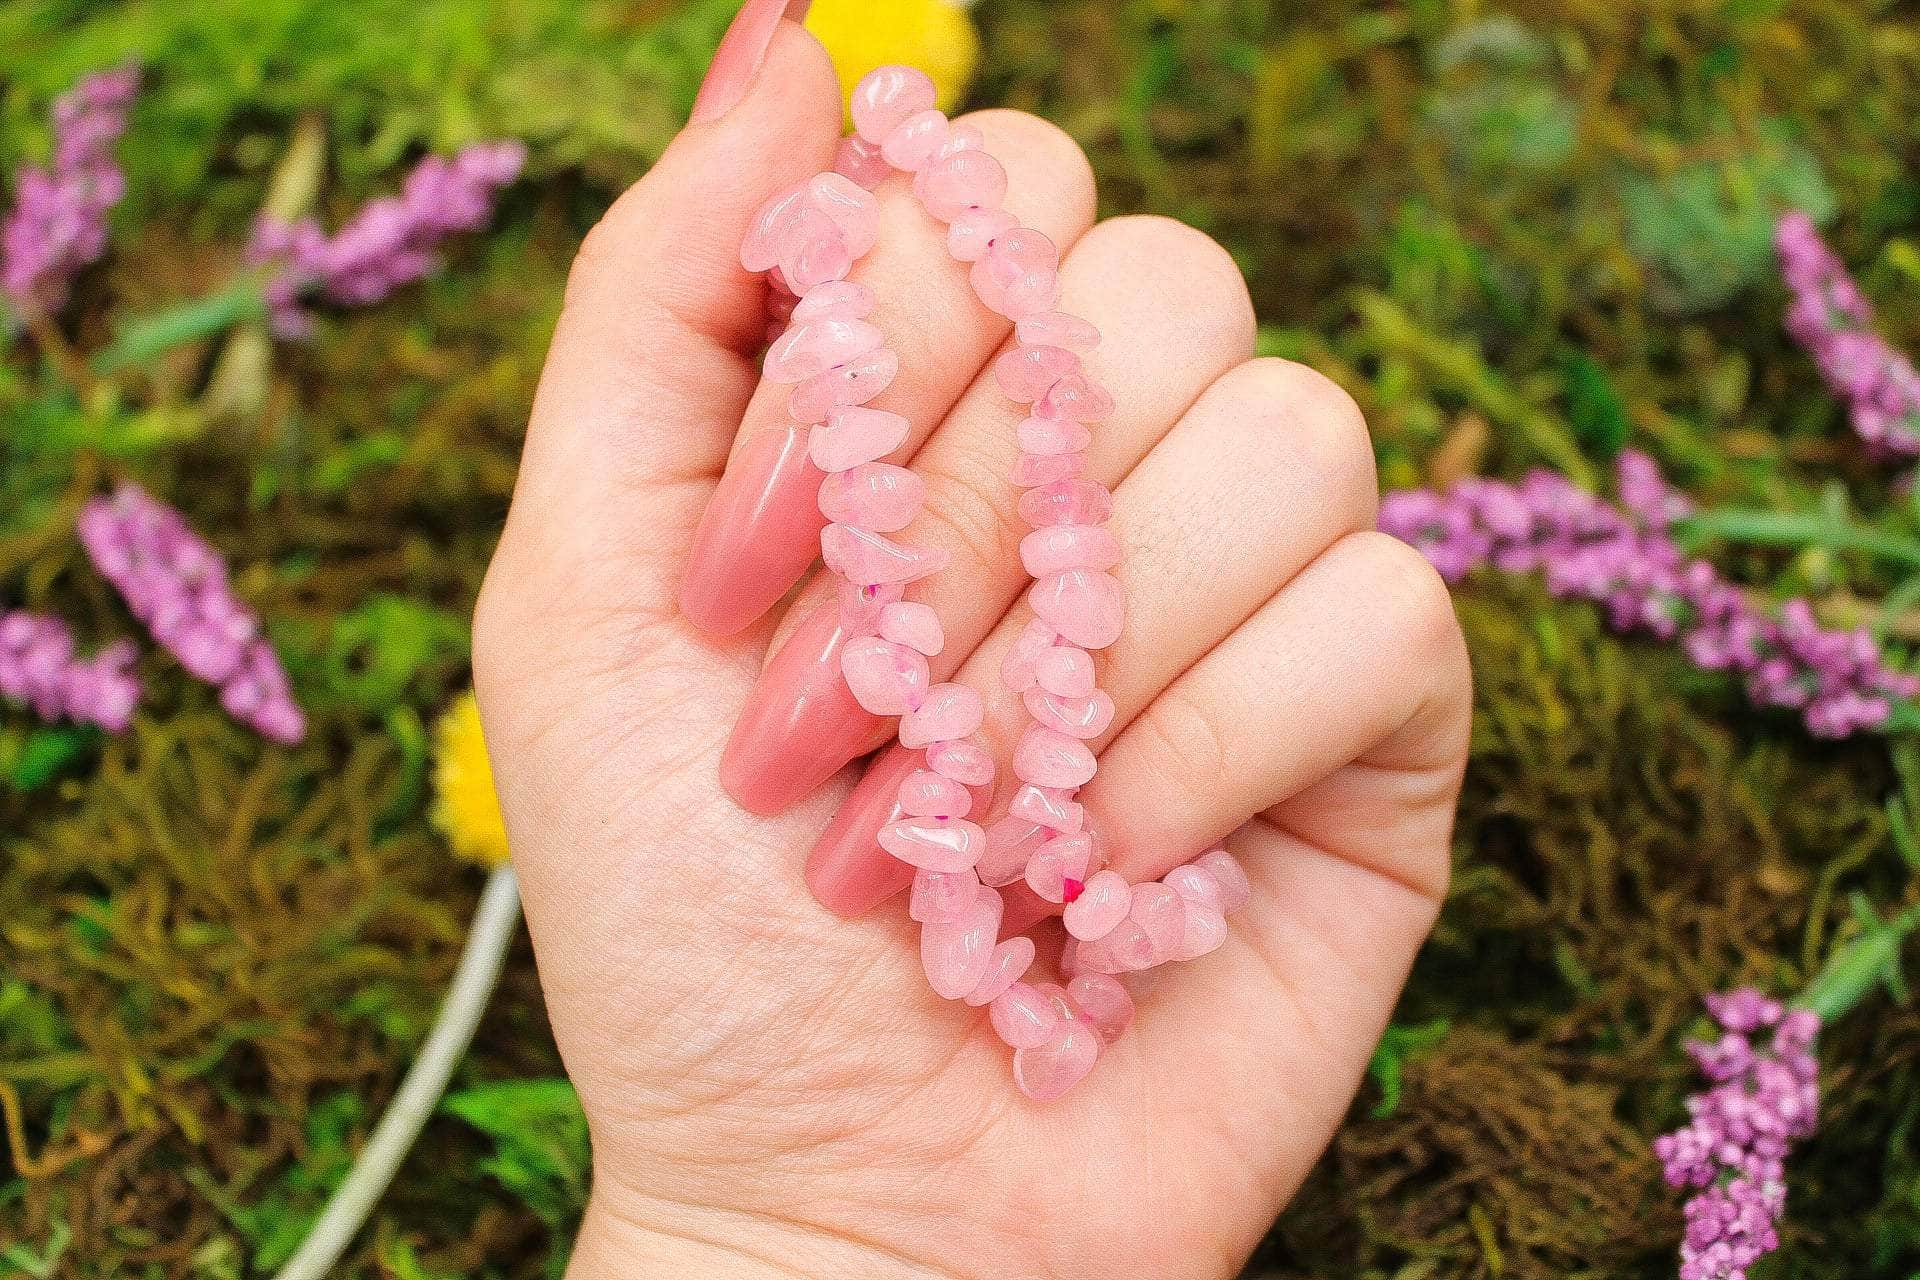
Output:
[
  {"xmin": 805, "ymin": 746, "xmax": 921, "ymax": 916},
  {"xmin": 690, "ymin": 0, "xmax": 815, "ymax": 126},
  {"xmin": 680, "ymin": 426, "xmax": 828, "ymax": 636},
  {"xmin": 720, "ymin": 604, "xmax": 884, "ymax": 814}
]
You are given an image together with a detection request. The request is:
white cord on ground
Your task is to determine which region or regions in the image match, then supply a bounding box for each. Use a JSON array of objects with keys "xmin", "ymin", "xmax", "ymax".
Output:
[{"xmin": 273, "ymin": 864, "xmax": 523, "ymax": 1280}]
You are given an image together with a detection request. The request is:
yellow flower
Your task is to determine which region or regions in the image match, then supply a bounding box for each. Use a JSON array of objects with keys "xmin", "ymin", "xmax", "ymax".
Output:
[
  {"xmin": 432, "ymin": 688, "xmax": 510, "ymax": 868},
  {"xmin": 806, "ymin": 0, "xmax": 980, "ymax": 118}
]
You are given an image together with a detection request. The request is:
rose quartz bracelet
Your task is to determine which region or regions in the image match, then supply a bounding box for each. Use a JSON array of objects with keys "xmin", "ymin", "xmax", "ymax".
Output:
[{"xmin": 740, "ymin": 65, "xmax": 1249, "ymax": 1100}]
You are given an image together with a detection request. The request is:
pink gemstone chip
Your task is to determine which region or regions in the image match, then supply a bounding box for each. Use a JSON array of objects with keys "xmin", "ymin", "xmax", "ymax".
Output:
[
  {"xmin": 851, "ymin": 65, "xmax": 938, "ymax": 144},
  {"xmin": 948, "ymin": 206, "xmax": 1019, "ymax": 262},
  {"xmin": 839, "ymin": 635, "xmax": 930, "ymax": 715},
  {"xmin": 1196, "ymin": 848, "xmax": 1252, "ymax": 913},
  {"xmin": 807, "ymin": 405, "xmax": 908, "ymax": 470},
  {"xmin": 1019, "ymin": 524, "xmax": 1121, "ymax": 577},
  {"xmin": 923, "ymin": 149, "xmax": 1009, "ymax": 221},
  {"xmin": 1016, "ymin": 415, "xmax": 1094, "ymax": 457},
  {"xmin": 1019, "ymin": 479, "xmax": 1113, "ymax": 529},
  {"xmin": 793, "ymin": 279, "xmax": 875, "ymax": 322},
  {"xmin": 999, "ymin": 617, "xmax": 1060, "ymax": 693},
  {"xmin": 1028, "ymin": 568, "xmax": 1126, "ymax": 649},
  {"xmin": 788, "ymin": 348, "xmax": 900, "ymax": 424},
  {"xmin": 821, "ymin": 524, "xmax": 950, "ymax": 586},
  {"xmin": 1066, "ymin": 973, "xmax": 1136, "ymax": 1043},
  {"xmin": 807, "ymin": 172, "xmax": 881, "ymax": 260},
  {"xmin": 1008, "ymin": 783, "xmax": 1084, "ymax": 835},
  {"xmin": 1013, "ymin": 1019, "xmax": 1100, "ymax": 1101},
  {"xmin": 880, "ymin": 108, "xmax": 950, "ymax": 170},
  {"xmin": 818, "ymin": 463, "xmax": 924, "ymax": 531},
  {"xmin": 1164, "ymin": 863, "xmax": 1225, "ymax": 913},
  {"xmin": 876, "ymin": 600, "xmax": 944, "ymax": 655},
  {"xmin": 994, "ymin": 345, "xmax": 1081, "ymax": 402},
  {"xmin": 898, "ymin": 768, "xmax": 972, "ymax": 818},
  {"xmin": 881, "ymin": 817, "xmax": 988, "ymax": 873},
  {"xmin": 1062, "ymin": 869, "xmax": 1131, "ymax": 941},
  {"xmin": 965, "ymin": 936, "xmax": 1036, "ymax": 1007},
  {"xmin": 1035, "ymin": 374, "xmax": 1116, "ymax": 424},
  {"xmin": 925, "ymin": 736, "xmax": 995, "ymax": 788},
  {"xmin": 1033, "ymin": 645, "xmax": 1095, "ymax": 698},
  {"xmin": 899, "ymin": 682, "xmax": 985, "ymax": 749},
  {"xmin": 1024, "ymin": 832, "xmax": 1094, "ymax": 904},
  {"xmin": 990, "ymin": 981, "xmax": 1060, "ymax": 1049},
  {"xmin": 909, "ymin": 867, "xmax": 978, "ymax": 924},
  {"xmin": 921, "ymin": 884, "xmax": 1003, "ymax": 999},
  {"xmin": 976, "ymin": 815, "xmax": 1049, "ymax": 887},
  {"xmin": 1127, "ymin": 883, "xmax": 1187, "ymax": 962},
  {"xmin": 766, "ymin": 318, "xmax": 887, "ymax": 385},
  {"xmin": 1016, "ymin": 311, "xmax": 1102, "ymax": 351},
  {"xmin": 1010, "ymin": 452, "xmax": 1086, "ymax": 488},
  {"xmin": 833, "ymin": 133, "xmax": 891, "ymax": 190},
  {"xmin": 1013, "ymin": 724, "xmax": 1097, "ymax": 789},
  {"xmin": 1021, "ymin": 686, "xmax": 1114, "ymax": 740}
]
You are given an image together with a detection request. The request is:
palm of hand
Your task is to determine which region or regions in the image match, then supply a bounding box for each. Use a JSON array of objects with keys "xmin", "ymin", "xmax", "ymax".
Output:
[{"xmin": 474, "ymin": 21, "xmax": 1468, "ymax": 1280}]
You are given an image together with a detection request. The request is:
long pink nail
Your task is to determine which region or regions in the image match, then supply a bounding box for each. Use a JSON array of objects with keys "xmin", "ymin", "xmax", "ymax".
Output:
[
  {"xmin": 720, "ymin": 604, "xmax": 884, "ymax": 814},
  {"xmin": 679, "ymin": 426, "xmax": 829, "ymax": 636},
  {"xmin": 805, "ymin": 746, "xmax": 920, "ymax": 916},
  {"xmin": 690, "ymin": 0, "xmax": 816, "ymax": 126}
]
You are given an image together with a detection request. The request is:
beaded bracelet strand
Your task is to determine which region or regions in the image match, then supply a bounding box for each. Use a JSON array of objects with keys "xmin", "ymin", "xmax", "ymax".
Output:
[{"xmin": 738, "ymin": 64, "xmax": 1248, "ymax": 1100}]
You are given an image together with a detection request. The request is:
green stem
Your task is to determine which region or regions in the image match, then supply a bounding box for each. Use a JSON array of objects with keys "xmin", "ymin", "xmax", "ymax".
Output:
[
  {"xmin": 1676, "ymin": 508, "xmax": 1920, "ymax": 572},
  {"xmin": 1794, "ymin": 901, "xmax": 1920, "ymax": 1024}
]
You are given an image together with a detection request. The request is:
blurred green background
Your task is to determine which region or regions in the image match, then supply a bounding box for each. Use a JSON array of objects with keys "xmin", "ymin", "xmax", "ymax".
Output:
[{"xmin": 4, "ymin": 0, "xmax": 1920, "ymax": 1276}]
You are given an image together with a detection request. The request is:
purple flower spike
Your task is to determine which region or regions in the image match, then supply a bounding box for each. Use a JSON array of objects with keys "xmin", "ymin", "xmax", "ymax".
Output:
[
  {"xmin": 1776, "ymin": 211, "xmax": 1920, "ymax": 458},
  {"xmin": 1653, "ymin": 990, "xmax": 1820, "ymax": 1280},
  {"xmin": 1, "ymin": 65, "xmax": 139, "ymax": 312},
  {"xmin": 0, "ymin": 610, "xmax": 140, "ymax": 732},
  {"xmin": 248, "ymin": 140, "xmax": 526, "ymax": 338},
  {"xmin": 77, "ymin": 484, "xmax": 305, "ymax": 744},
  {"xmin": 1380, "ymin": 451, "xmax": 1920, "ymax": 738}
]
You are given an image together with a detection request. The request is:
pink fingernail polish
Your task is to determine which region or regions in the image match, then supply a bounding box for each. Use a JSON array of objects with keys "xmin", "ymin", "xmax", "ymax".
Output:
[
  {"xmin": 679, "ymin": 426, "xmax": 829, "ymax": 636},
  {"xmin": 805, "ymin": 746, "xmax": 921, "ymax": 916},
  {"xmin": 720, "ymin": 604, "xmax": 885, "ymax": 814},
  {"xmin": 690, "ymin": 0, "xmax": 816, "ymax": 126}
]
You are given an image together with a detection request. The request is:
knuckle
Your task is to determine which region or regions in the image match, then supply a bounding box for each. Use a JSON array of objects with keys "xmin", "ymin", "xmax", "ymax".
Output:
[
  {"xmin": 915, "ymin": 443, "xmax": 1025, "ymax": 575},
  {"xmin": 1079, "ymin": 215, "xmax": 1256, "ymax": 356},
  {"xmin": 1139, "ymin": 682, "xmax": 1231, "ymax": 789}
]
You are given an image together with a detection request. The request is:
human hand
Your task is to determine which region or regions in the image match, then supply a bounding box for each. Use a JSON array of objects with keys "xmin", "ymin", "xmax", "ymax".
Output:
[{"xmin": 473, "ymin": 8, "xmax": 1471, "ymax": 1279}]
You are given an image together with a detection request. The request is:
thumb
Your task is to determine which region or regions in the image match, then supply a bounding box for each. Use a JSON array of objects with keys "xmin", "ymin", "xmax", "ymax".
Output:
[{"xmin": 485, "ymin": 11, "xmax": 841, "ymax": 647}]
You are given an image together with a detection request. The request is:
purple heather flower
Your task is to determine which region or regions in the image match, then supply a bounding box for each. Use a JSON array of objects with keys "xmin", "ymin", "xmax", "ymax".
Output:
[
  {"xmin": 0, "ymin": 610, "xmax": 140, "ymax": 732},
  {"xmin": 76, "ymin": 484, "xmax": 305, "ymax": 744},
  {"xmin": 1, "ymin": 65, "xmax": 139, "ymax": 312},
  {"xmin": 1775, "ymin": 210, "xmax": 1920, "ymax": 458},
  {"xmin": 247, "ymin": 140, "xmax": 526, "ymax": 338},
  {"xmin": 1653, "ymin": 990, "xmax": 1820, "ymax": 1280},
  {"xmin": 1379, "ymin": 451, "xmax": 1920, "ymax": 737}
]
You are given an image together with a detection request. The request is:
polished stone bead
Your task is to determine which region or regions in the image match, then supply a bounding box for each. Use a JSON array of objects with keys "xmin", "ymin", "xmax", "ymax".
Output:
[
  {"xmin": 1014, "ymin": 724, "xmax": 1098, "ymax": 789},
  {"xmin": 882, "ymin": 816, "xmax": 988, "ymax": 873},
  {"xmin": 839, "ymin": 635, "xmax": 930, "ymax": 715},
  {"xmin": 1013, "ymin": 1018, "xmax": 1100, "ymax": 1100},
  {"xmin": 833, "ymin": 132, "xmax": 891, "ymax": 190},
  {"xmin": 1170, "ymin": 901, "xmax": 1229, "ymax": 961},
  {"xmin": 837, "ymin": 579, "xmax": 904, "ymax": 634},
  {"xmin": 909, "ymin": 867, "xmax": 977, "ymax": 924},
  {"xmin": 821, "ymin": 524, "xmax": 949, "ymax": 586},
  {"xmin": 1128, "ymin": 883, "xmax": 1187, "ymax": 962},
  {"xmin": 1019, "ymin": 478, "xmax": 1114, "ymax": 529},
  {"xmin": 808, "ymin": 405, "xmax": 908, "ymax": 470},
  {"xmin": 923, "ymin": 149, "xmax": 1009, "ymax": 221},
  {"xmin": 767, "ymin": 318, "xmax": 886, "ymax": 385},
  {"xmin": 994, "ymin": 344, "xmax": 1081, "ymax": 401},
  {"xmin": 1028, "ymin": 568, "xmax": 1126, "ymax": 649},
  {"xmin": 965, "ymin": 935, "xmax": 1035, "ymax": 1006},
  {"xmin": 1021, "ymin": 686, "xmax": 1114, "ymax": 740},
  {"xmin": 1164, "ymin": 863, "xmax": 1225, "ymax": 913},
  {"xmin": 998, "ymin": 617, "xmax": 1060, "ymax": 693},
  {"xmin": 898, "ymin": 768, "xmax": 972, "ymax": 819},
  {"xmin": 947, "ymin": 206, "xmax": 1018, "ymax": 262},
  {"xmin": 899, "ymin": 682, "xmax": 985, "ymax": 749},
  {"xmin": 990, "ymin": 981, "xmax": 1060, "ymax": 1049},
  {"xmin": 788, "ymin": 349, "xmax": 900, "ymax": 424},
  {"xmin": 1063, "ymin": 869, "xmax": 1131, "ymax": 940},
  {"xmin": 1010, "ymin": 451, "xmax": 1086, "ymax": 488},
  {"xmin": 1033, "ymin": 645, "xmax": 1095, "ymax": 698},
  {"xmin": 740, "ymin": 183, "xmax": 808, "ymax": 272},
  {"xmin": 1024, "ymin": 832, "xmax": 1093, "ymax": 904},
  {"xmin": 970, "ymin": 226, "xmax": 1061, "ymax": 319},
  {"xmin": 921, "ymin": 884, "xmax": 1002, "ymax": 998},
  {"xmin": 792, "ymin": 279, "xmax": 875, "ymax": 322},
  {"xmin": 1008, "ymin": 783, "xmax": 1084, "ymax": 834},
  {"xmin": 850, "ymin": 65, "xmax": 938, "ymax": 144},
  {"xmin": 1016, "ymin": 311, "xmax": 1101, "ymax": 351},
  {"xmin": 1066, "ymin": 973, "xmax": 1136, "ymax": 1043},
  {"xmin": 1035, "ymin": 374, "xmax": 1116, "ymax": 424},
  {"xmin": 926, "ymin": 736, "xmax": 996, "ymax": 788},
  {"xmin": 807, "ymin": 172, "xmax": 880, "ymax": 260},
  {"xmin": 1196, "ymin": 848, "xmax": 1252, "ymax": 913},
  {"xmin": 818, "ymin": 463, "xmax": 924, "ymax": 532},
  {"xmin": 976, "ymin": 815, "xmax": 1049, "ymax": 887},
  {"xmin": 876, "ymin": 600, "xmax": 943, "ymax": 655},
  {"xmin": 880, "ymin": 108, "xmax": 950, "ymax": 170},
  {"xmin": 1020, "ymin": 524, "xmax": 1121, "ymax": 577},
  {"xmin": 1016, "ymin": 414, "xmax": 1093, "ymax": 457}
]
